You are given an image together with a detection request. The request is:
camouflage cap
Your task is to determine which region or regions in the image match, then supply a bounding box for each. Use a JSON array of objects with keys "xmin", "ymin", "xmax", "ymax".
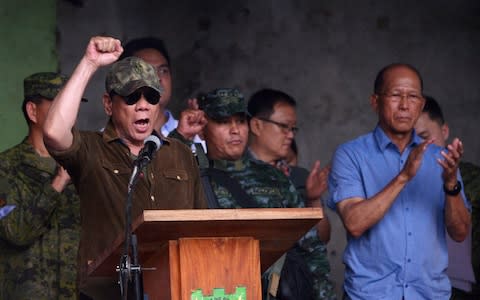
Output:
[
  {"xmin": 23, "ymin": 72, "xmax": 86, "ymax": 101},
  {"xmin": 105, "ymin": 57, "xmax": 163, "ymax": 97},
  {"xmin": 199, "ymin": 88, "xmax": 247, "ymax": 119}
]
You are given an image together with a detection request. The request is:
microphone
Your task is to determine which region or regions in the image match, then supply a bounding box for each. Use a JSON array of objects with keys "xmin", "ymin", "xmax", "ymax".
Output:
[
  {"xmin": 135, "ymin": 134, "xmax": 162, "ymax": 169},
  {"xmin": 123, "ymin": 134, "xmax": 162, "ymax": 298}
]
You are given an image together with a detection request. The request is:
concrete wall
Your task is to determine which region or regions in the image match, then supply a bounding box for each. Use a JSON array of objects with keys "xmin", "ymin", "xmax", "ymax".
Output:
[
  {"xmin": 0, "ymin": 0, "xmax": 57, "ymax": 151},
  {"xmin": 57, "ymin": 0, "xmax": 480, "ymax": 297}
]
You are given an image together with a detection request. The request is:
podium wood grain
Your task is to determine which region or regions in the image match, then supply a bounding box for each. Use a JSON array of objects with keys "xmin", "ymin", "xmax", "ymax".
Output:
[{"xmin": 87, "ymin": 208, "xmax": 322, "ymax": 299}]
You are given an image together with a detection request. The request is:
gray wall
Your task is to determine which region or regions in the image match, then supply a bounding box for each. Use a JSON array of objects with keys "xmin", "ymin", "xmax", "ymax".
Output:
[{"xmin": 57, "ymin": 0, "xmax": 480, "ymax": 297}]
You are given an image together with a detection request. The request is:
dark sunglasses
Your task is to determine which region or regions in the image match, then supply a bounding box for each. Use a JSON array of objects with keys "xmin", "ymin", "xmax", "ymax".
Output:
[{"xmin": 112, "ymin": 88, "xmax": 160, "ymax": 106}]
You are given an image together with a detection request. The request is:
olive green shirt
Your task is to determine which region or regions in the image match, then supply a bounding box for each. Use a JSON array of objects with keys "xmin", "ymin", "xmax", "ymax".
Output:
[
  {"xmin": 0, "ymin": 138, "xmax": 80, "ymax": 300},
  {"xmin": 49, "ymin": 120, "xmax": 207, "ymax": 280}
]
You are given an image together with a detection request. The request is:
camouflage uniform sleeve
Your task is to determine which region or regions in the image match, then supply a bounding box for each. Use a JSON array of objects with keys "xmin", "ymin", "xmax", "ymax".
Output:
[
  {"xmin": 285, "ymin": 178, "xmax": 304, "ymax": 208},
  {"xmin": 168, "ymin": 128, "xmax": 193, "ymax": 147},
  {"xmin": 269, "ymin": 163, "xmax": 303, "ymax": 208},
  {"xmin": 0, "ymin": 167, "xmax": 63, "ymax": 247}
]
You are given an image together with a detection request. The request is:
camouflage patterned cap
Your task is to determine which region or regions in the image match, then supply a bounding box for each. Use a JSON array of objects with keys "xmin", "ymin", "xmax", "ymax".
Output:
[
  {"xmin": 23, "ymin": 72, "xmax": 86, "ymax": 101},
  {"xmin": 199, "ymin": 88, "xmax": 247, "ymax": 119},
  {"xmin": 105, "ymin": 57, "xmax": 163, "ymax": 97}
]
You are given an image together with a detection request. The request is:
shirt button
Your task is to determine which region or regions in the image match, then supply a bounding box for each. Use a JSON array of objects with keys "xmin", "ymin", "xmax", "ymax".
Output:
[
  {"xmin": 113, "ymin": 169, "xmax": 119, "ymax": 174},
  {"xmin": 150, "ymin": 195, "xmax": 155, "ymax": 202},
  {"xmin": 405, "ymin": 284, "xmax": 409, "ymax": 288},
  {"xmin": 407, "ymin": 258, "xmax": 411, "ymax": 262},
  {"xmin": 176, "ymin": 175, "xmax": 181, "ymax": 180},
  {"xmin": 408, "ymin": 232, "xmax": 412, "ymax": 236},
  {"xmin": 405, "ymin": 207, "xmax": 409, "ymax": 211}
]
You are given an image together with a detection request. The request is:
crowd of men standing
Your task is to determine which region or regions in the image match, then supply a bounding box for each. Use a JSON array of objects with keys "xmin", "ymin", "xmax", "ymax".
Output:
[{"xmin": 0, "ymin": 35, "xmax": 478, "ymax": 300}]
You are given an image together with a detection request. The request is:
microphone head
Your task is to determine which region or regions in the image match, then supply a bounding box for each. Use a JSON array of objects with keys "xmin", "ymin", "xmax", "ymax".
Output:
[{"xmin": 144, "ymin": 134, "xmax": 162, "ymax": 151}]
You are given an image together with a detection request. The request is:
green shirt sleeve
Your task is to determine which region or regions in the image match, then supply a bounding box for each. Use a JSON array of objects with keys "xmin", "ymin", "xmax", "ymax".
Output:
[{"xmin": 0, "ymin": 167, "xmax": 62, "ymax": 247}]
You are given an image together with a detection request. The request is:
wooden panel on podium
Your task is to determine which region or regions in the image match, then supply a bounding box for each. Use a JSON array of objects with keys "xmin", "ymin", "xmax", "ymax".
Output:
[
  {"xmin": 179, "ymin": 237, "xmax": 260, "ymax": 299},
  {"xmin": 87, "ymin": 208, "xmax": 322, "ymax": 299}
]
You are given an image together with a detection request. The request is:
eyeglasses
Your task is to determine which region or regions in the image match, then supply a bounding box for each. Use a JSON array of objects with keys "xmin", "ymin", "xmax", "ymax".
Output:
[
  {"xmin": 124, "ymin": 88, "xmax": 160, "ymax": 105},
  {"xmin": 379, "ymin": 92, "xmax": 423, "ymax": 103},
  {"xmin": 258, "ymin": 117, "xmax": 299, "ymax": 134}
]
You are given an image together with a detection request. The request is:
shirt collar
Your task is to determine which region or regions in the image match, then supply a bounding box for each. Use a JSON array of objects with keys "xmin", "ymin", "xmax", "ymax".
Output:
[
  {"xmin": 373, "ymin": 124, "xmax": 421, "ymax": 152},
  {"xmin": 161, "ymin": 110, "xmax": 178, "ymax": 137},
  {"xmin": 102, "ymin": 119, "xmax": 119, "ymax": 143},
  {"xmin": 211, "ymin": 154, "xmax": 248, "ymax": 172},
  {"xmin": 19, "ymin": 138, "xmax": 57, "ymax": 174},
  {"xmin": 411, "ymin": 128, "xmax": 423, "ymax": 145},
  {"xmin": 247, "ymin": 148, "xmax": 290, "ymax": 176},
  {"xmin": 246, "ymin": 148, "xmax": 261, "ymax": 162}
]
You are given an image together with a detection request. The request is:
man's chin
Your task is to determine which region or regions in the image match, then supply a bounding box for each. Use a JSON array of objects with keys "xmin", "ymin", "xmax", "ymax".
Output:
[{"xmin": 132, "ymin": 131, "xmax": 154, "ymax": 143}]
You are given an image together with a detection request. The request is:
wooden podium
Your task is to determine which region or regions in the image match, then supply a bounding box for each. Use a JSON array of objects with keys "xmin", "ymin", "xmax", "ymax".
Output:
[{"xmin": 87, "ymin": 208, "xmax": 322, "ymax": 300}]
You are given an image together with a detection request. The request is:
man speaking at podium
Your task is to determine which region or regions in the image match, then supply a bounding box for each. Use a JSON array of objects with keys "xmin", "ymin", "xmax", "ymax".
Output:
[{"xmin": 43, "ymin": 36, "xmax": 207, "ymax": 297}]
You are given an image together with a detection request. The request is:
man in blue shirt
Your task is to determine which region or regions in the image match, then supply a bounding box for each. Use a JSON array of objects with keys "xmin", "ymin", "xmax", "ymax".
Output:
[{"xmin": 328, "ymin": 63, "xmax": 471, "ymax": 299}]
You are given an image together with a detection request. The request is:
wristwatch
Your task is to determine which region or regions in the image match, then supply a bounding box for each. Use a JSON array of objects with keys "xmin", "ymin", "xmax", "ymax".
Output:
[{"xmin": 443, "ymin": 180, "xmax": 462, "ymax": 196}]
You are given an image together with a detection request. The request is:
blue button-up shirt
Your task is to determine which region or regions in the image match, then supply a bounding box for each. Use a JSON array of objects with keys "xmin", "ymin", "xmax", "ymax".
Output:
[
  {"xmin": 160, "ymin": 110, "xmax": 178, "ymax": 137},
  {"xmin": 328, "ymin": 125, "xmax": 469, "ymax": 300}
]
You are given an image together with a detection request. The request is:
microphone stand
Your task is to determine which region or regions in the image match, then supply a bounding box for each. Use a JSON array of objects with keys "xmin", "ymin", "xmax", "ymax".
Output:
[
  {"xmin": 118, "ymin": 135, "xmax": 160, "ymax": 299},
  {"xmin": 118, "ymin": 164, "xmax": 144, "ymax": 300}
]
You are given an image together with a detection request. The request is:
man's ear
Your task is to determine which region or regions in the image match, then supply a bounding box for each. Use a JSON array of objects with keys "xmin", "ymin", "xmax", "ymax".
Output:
[
  {"xmin": 442, "ymin": 123, "xmax": 450, "ymax": 142},
  {"xmin": 249, "ymin": 117, "xmax": 263, "ymax": 136},
  {"xmin": 25, "ymin": 101, "xmax": 38, "ymax": 124},
  {"xmin": 370, "ymin": 94, "xmax": 379, "ymax": 113},
  {"xmin": 103, "ymin": 93, "xmax": 113, "ymax": 116}
]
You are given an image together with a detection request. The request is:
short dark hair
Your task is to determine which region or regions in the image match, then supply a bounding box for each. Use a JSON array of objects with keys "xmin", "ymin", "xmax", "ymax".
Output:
[
  {"xmin": 119, "ymin": 37, "xmax": 171, "ymax": 66},
  {"xmin": 247, "ymin": 88, "xmax": 296, "ymax": 120},
  {"xmin": 422, "ymin": 95, "xmax": 445, "ymax": 125},
  {"xmin": 374, "ymin": 63, "xmax": 423, "ymax": 94}
]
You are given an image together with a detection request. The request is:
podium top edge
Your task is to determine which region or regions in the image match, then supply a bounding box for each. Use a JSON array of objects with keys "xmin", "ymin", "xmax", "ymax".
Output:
[{"xmin": 142, "ymin": 207, "xmax": 323, "ymax": 222}]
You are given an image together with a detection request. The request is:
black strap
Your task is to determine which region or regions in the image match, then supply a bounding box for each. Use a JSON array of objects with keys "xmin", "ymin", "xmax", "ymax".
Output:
[
  {"xmin": 200, "ymin": 168, "xmax": 221, "ymax": 208},
  {"xmin": 206, "ymin": 167, "xmax": 257, "ymax": 208}
]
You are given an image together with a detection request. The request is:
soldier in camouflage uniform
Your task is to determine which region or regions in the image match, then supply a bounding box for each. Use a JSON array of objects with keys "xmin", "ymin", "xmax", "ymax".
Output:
[
  {"xmin": 248, "ymin": 88, "xmax": 336, "ymax": 300},
  {"xmin": 171, "ymin": 88, "xmax": 334, "ymax": 299},
  {"xmin": 170, "ymin": 88, "xmax": 302, "ymax": 208},
  {"xmin": 415, "ymin": 96, "xmax": 480, "ymax": 299},
  {"xmin": 0, "ymin": 72, "xmax": 81, "ymax": 299}
]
